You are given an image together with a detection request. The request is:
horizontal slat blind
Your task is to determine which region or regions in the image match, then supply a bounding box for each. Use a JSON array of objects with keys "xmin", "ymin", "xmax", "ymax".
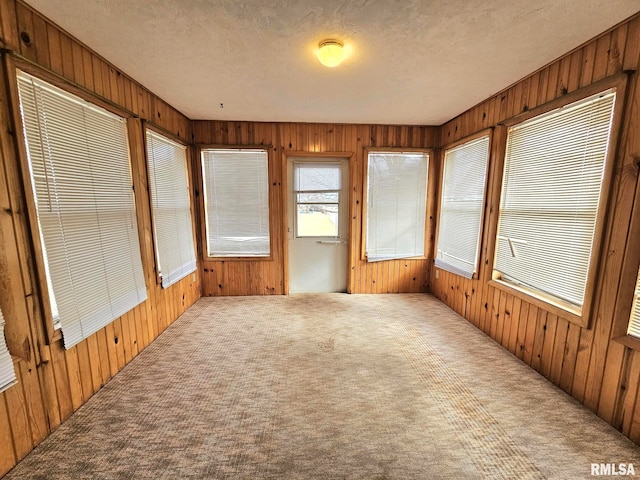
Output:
[
  {"xmin": 495, "ymin": 90, "xmax": 616, "ymax": 307},
  {"xmin": 294, "ymin": 163, "xmax": 341, "ymax": 191},
  {"xmin": 366, "ymin": 152, "xmax": 429, "ymax": 262},
  {"xmin": 627, "ymin": 268, "xmax": 640, "ymax": 339},
  {"xmin": 146, "ymin": 130, "xmax": 196, "ymax": 288},
  {"xmin": 0, "ymin": 307, "xmax": 16, "ymax": 393},
  {"xmin": 436, "ymin": 136, "xmax": 489, "ymax": 278},
  {"xmin": 201, "ymin": 149, "xmax": 270, "ymax": 256},
  {"xmin": 17, "ymin": 71, "xmax": 147, "ymax": 349}
]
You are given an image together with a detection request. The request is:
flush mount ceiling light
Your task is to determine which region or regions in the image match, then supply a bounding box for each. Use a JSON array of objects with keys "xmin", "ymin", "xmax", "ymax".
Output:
[{"xmin": 317, "ymin": 39, "xmax": 345, "ymax": 68}]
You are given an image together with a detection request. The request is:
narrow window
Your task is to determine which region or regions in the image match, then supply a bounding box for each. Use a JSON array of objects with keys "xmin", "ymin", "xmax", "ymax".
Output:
[
  {"xmin": 146, "ymin": 130, "xmax": 197, "ymax": 288},
  {"xmin": 627, "ymin": 268, "xmax": 640, "ymax": 339},
  {"xmin": 0, "ymin": 307, "xmax": 16, "ymax": 393},
  {"xmin": 17, "ymin": 71, "xmax": 147, "ymax": 349},
  {"xmin": 436, "ymin": 135, "xmax": 490, "ymax": 278},
  {"xmin": 201, "ymin": 149, "xmax": 270, "ymax": 257},
  {"xmin": 366, "ymin": 151, "xmax": 429, "ymax": 262},
  {"xmin": 494, "ymin": 90, "xmax": 616, "ymax": 312}
]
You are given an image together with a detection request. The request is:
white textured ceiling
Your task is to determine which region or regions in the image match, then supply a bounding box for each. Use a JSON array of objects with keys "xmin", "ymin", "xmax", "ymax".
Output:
[{"xmin": 24, "ymin": 0, "xmax": 640, "ymax": 125}]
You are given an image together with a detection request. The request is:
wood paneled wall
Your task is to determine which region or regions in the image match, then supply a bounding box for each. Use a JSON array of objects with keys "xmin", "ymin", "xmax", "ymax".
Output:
[
  {"xmin": 192, "ymin": 122, "xmax": 439, "ymax": 296},
  {"xmin": 0, "ymin": 1, "xmax": 200, "ymax": 476},
  {"xmin": 432, "ymin": 14, "xmax": 640, "ymax": 443}
]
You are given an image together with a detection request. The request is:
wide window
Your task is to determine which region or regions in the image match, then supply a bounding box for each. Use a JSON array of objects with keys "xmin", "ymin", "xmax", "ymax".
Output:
[
  {"xmin": 435, "ymin": 135, "xmax": 489, "ymax": 278},
  {"xmin": 366, "ymin": 151, "xmax": 429, "ymax": 262},
  {"xmin": 17, "ymin": 71, "xmax": 147, "ymax": 349},
  {"xmin": 494, "ymin": 90, "xmax": 616, "ymax": 314},
  {"xmin": 0, "ymin": 306, "xmax": 16, "ymax": 393},
  {"xmin": 146, "ymin": 130, "xmax": 197, "ymax": 288},
  {"xmin": 627, "ymin": 268, "xmax": 640, "ymax": 339},
  {"xmin": 201, "ymin": 149, "xmax": 270, "ymax": 257}
]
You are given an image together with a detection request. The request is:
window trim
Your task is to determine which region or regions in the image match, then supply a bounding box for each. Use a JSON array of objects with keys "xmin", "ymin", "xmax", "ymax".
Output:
[
  {"xmin": 361, "ymin": 147, "xmax": 434, "ymax": 262},
  {"xmin": 6, "ymin": 56, "xmax": 136, "ymax": 345},
  {"xmin": 488, "ymin": 74, "xmax": 629, "ymax": 329},
  {"xmin": 143, "ymin": 123, "xmax": 198, "ymax": 285},
  {"xmin": 434, "ymin": 129, "xmax": 492, "ymax": 280},
  {"xmin": 198, "ymin": 145, "xmax": 275, "ymax": 261},
  {"xmin": 611, "ymin": 159, "xmax": 640, "ymax": 351}
]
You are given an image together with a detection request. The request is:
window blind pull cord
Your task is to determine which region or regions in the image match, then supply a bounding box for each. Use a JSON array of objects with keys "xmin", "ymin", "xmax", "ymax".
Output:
[{"xmin": 497, "ymin": 235, "xmax": 527, "ymax": 258}]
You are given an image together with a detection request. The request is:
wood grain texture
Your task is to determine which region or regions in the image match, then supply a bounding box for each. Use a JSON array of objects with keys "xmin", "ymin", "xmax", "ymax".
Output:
[
  {"xmin": 193, "ymin": 121, "xmax": 439, "ymax": 296},
  {"xmin": 0, "ymin": 1, "xmax": 200, "ymax": 476},
  {"xmin": 433, "ymin": 13, "xmax": 640, "ymax": 445}
]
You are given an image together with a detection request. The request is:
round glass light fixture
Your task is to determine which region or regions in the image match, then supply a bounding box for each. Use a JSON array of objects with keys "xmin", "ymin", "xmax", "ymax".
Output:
[{"xmin": 317, "ymin": 39, "xmax": 345, "ymax": 68}]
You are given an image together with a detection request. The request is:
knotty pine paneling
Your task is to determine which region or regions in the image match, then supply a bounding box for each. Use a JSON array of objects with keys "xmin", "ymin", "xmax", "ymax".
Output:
[
  {"xmin": 193, "ymin": 121, "xmax": 439, "ymax": 296},
  {"xmin": 432, "ymin": 13, "xmax": 640, "ymax": 444},
  {"xmin": 0, "ymin": 1, "xmax": 200, "ymax": 476}
]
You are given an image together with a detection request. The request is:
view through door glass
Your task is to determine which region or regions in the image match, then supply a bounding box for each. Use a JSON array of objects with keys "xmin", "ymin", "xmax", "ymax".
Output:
[{"xmin": 295, "ymin": 163, "xmax": 341, "ymax": 237}]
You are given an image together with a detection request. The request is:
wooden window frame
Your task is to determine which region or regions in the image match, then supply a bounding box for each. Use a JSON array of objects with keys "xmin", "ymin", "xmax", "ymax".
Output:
[
  {"xmin": 611, "ymin": 159, "xmax": 640, "ymax": 350},
  {"xmin": 361, "ymin": 147, "xmax": 435, "ymax": 262},
  {"xmin": 487, "ymin": 74, "xmax": 629, "ymax": 329},
  {"xmin": 198, "ymin": 145, "xmax": 275, "ymax": 262},
  {"xmin": 143, "ymin": 123, "xmax": 198, "ymax": 286},
  {"xmin": 5, "ymin": 54, "xmax": 144, "ymax": 345},
  {"xmin": 433, "ymin": 129, "xmax": 493, "ymax": 280}
]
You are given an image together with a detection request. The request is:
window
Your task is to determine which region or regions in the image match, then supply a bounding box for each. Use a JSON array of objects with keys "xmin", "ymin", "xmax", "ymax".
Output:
[
  {"xmin": 146, "ymin": 130, "xmax": 197, "ymax": 288},
  {"xmin": 366, "ymin": 151, "xmax": 429, "ymax": 262},
  {"xmin": 17, "ymin": 71, "xmax": 147, "ymax": 349},
  {"xmin": 294, "ymin": 163, "xmax": 341, "ymax": 237},
  {"xmin": 0, "ymin": 306, "xmax": 16, "ymax": 393},
  {"xmin": 494, "ymin": 90, "xmax": 616, "ymax": 315},
  {"xmin": 436, "ymin": 135, "xmax": 490, "ymax": 278},
  {"xmin": 201, "ymin": 149, "xmax": 270, "ymax": 257},
  {"xmin": 627, "ymin": 268, "xmax": 640, "ymax": 339}
]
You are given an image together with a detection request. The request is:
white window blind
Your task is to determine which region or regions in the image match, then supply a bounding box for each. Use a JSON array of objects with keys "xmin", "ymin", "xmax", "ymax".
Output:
[
  {"xmin": 627, "ymin": 267, "xmax": 640, "ymax": 339},
  {"xmin": 201, "ymin": 149, "xmax": 270, "ymax": 256},
  {"xmin": 366, "ymin": 152, "xmax": 429, "ymax": 262},
  {"xmin": 0, "ymin": 306, "xmax": 17, "ymax": 393},
  {"xmin": 17, "ymin": 71, "xmax": 147, "ymax": 349},
  {"xmin": 146, "ymin": 130, "xmax": 197, "ymax": 288},
  {"xmin": 494, "ymin": 90, "xmax": 616, "ymax": 308},
  {"xmin": 436, "ymin": 136, "xmax": 490, "ymax": 278}
]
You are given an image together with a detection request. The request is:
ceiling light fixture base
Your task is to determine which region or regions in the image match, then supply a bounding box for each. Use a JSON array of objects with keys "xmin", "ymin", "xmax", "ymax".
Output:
[{"xmin": 317, "ymin": 39, "xmax": 345, "ymax": 68}]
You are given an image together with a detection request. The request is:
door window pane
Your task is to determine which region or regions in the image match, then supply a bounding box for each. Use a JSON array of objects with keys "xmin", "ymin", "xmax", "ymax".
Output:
[{"xmin": 294, "ymin": 163, "xmax": 341, "ymax": 238}]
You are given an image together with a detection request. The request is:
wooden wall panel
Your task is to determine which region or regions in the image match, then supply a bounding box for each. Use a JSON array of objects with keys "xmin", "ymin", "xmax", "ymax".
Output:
[
  {"xmin": 193, "ymin": 121, "xmax": 439, "ymax": 296},
  {"xmin": 433, "ymin": 13, "xmax": 640, "ymax": 444},
  {"xmin": 0, "ymin": 1, "xmax": 201, "ymax": 476}
]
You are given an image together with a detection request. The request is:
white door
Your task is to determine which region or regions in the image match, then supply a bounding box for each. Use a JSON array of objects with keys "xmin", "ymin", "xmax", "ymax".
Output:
[{"xmin": 288, "ymin": 158, "xmax": 349, "ymax": 293}]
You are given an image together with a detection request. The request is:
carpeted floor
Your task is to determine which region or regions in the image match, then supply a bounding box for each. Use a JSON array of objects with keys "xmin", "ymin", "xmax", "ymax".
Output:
[{"xmin": 6, "ymin": 294, "xmax": 640, "ymax": 479}]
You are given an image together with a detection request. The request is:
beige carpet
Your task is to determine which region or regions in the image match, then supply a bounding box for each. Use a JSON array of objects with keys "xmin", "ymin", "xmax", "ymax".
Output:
[{"xmin": 5, "ymin": 294, "xmax": 640, "ymax": 479}]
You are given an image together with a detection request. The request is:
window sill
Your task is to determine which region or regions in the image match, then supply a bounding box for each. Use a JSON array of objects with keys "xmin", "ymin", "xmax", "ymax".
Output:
[
  {"xmin": 205, "ymin": 255, "xmax": 273, "ymax": 262},
  {"xmin": 434, "ymin": 260, "xmax": 476, "ymax": 279},
  {"xmin": 362, "ymin": 255, "xmax": 428, "ymax": 263},
  {"xmin": 48, "ymin": 327, "xmax": 63, "ymax": 345},
  {"xmin": 487, "ymin": 278, "xmax": 586, "ymax": 328},
  {"xmin": 613, "ymin": 334, "xmax": 640, "ymax": 352}
]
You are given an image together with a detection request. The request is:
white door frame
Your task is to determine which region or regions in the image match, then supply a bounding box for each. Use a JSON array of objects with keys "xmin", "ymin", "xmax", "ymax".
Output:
[{"xmin": 282, "ymin": 152, "xmax": 354, "ymax": 294}]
